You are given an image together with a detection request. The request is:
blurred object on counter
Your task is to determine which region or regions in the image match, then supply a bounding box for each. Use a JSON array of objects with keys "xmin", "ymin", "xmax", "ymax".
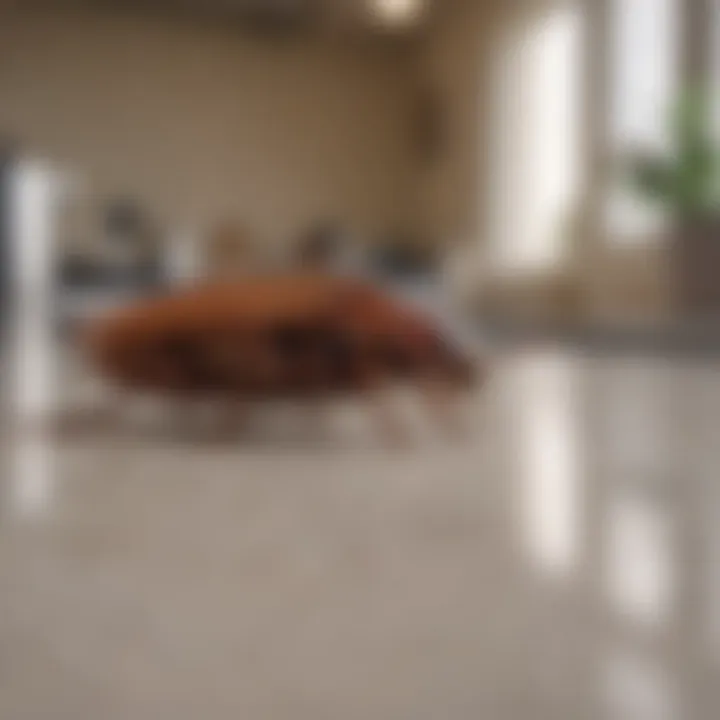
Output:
[
  {"xmin": 369, "ymin": 231, "xmax": 440, "ymax": 280},
  {"xmin": 56, "ymin": 196, "xmax": 168, "ymax": 338},
  {"xmin": 294, "ymin": 220, "xmax": 361, "ymax": 272},
  {"xmin": 103, "ymin": 197, "xmax": 163, "ymax": 286},
  {"xmin": 206, "ymin": 221, "xmax": 259, "ymax": 278}
]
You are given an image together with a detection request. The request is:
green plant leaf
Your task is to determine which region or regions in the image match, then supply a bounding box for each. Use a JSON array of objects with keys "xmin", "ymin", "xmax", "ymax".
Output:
[{"xmin": 626, "ymin": 86, "xmax": 720, "ymax": 220}]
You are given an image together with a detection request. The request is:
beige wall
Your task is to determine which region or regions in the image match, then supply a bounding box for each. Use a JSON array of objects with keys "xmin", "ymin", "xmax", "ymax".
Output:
[
  {"xmin": 413, "ymin": 1, "xmax": 492, "ymax": 246},
  {"xmin": 413, "ymin": 0, "xmax": 537, "ymax": 249},
  {"xmin": 0, "ymin": 14, "xmax": 416, "ymax": 246},
  {"xmin": 0, "ymin": 6, "xmax": 517, "ymax": 253}
]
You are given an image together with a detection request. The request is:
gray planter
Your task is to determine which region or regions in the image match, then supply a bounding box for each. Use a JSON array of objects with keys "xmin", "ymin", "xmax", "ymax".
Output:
[{"xmin": 675, "ymin": 219, "xmax": 720, "ymax": 317}]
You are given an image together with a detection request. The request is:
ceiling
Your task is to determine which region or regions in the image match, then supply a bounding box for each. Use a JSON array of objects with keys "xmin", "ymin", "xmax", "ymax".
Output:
[{"xmin": 12, "ymin": 0, "xmax": 438, "ymax": 37}]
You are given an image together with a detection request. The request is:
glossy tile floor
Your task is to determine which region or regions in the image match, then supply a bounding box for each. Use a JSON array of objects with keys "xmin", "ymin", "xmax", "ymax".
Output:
[{"xmin": 2, "ymin": 348, "xmax": 720, "ymax": 719}]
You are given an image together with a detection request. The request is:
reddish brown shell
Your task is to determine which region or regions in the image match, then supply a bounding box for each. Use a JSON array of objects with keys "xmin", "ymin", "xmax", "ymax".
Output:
[{"xmin": 85, "ymin": 274, "xmax": 474, "ymax": 398}]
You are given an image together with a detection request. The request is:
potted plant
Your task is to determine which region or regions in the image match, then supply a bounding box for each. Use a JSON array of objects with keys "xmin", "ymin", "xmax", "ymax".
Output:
[{"xmin": 628, "ymin": 88, "xmax": 720, "ymax": 317}]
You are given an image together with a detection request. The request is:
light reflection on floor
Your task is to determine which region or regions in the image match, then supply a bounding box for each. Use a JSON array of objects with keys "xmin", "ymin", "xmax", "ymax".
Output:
[
  {"xmin": 513, "ymin": 353, "xmax": 582, "ymax": 576},
  {"xmin": 2, "ymin": 348, "xmax": 720, "ymax": 719},
  {"xmin": 605, "ymin": 487, "xmax": 674, "ymax": 629},
  {"xmin": 603, "ymin": 649, "xmax": 677, "ymax": 720},
  {"xmin": 10, "ymin": 433, "xmax": 55, "ymax": 518}
]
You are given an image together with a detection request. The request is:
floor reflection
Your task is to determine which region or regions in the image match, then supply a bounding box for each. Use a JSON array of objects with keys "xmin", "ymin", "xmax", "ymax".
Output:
[
  {"xmin": 2, "ymin": 348, "xmax": 720, "ymax": 718},
  {"xmin": 512, "ymin": 353, "xmax": 582, "ymax": 576},
  {"xmin": 598, "ymin": 362, "xmax": 673, "ymax": 478},
  {"xmin": 604, "ymin": 487, "xmax": 674, "ymax": 629},
  {"xmin": 603, "ymin": 649, "xmax": 677, "ymax": 720},
  {"xmin": 10, "ymin": 432, "xmax": 55, "ymax": 517},
  {"xmin": 506, "ymin": 351, "xmax": 717, "ymax": 717}
]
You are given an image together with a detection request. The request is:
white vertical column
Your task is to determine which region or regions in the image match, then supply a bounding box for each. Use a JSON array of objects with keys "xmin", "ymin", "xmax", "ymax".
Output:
[
  {"xmin": 6, "ymin": 160, "xmax": 64, "ymax": 518},
  {"xmin": 489, "ymin": 0, "xmax": 584, "ymax": 273},
  {"xmin": 9, "ymin": 160, "xmax": 61, "ymax": 425}
]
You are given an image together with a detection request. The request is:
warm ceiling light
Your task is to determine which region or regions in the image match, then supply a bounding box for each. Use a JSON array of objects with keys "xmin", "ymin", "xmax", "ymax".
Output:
[{"xmin": 370, "ymin": 0, "xmax": 426, "ymax": 26}]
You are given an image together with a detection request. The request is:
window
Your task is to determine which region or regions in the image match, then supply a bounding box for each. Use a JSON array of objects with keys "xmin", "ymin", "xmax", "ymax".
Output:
[
  {"xmin": 489, "ymin": 1, "xmax": 584, "ymax": 272},
  {"xmin": 604, "ymin": 0, "xmax": 681, "ymax": 244}
]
